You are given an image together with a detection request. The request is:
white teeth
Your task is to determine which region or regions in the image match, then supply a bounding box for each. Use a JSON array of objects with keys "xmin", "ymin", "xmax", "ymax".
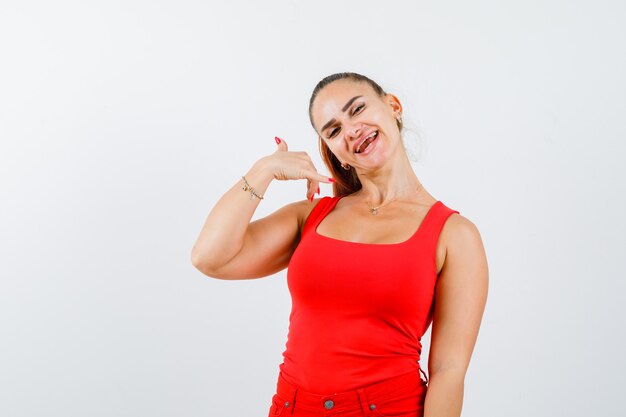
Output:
[{"xmin": 356, "ymin": 131, "xmax": 378, "ymax": 153}]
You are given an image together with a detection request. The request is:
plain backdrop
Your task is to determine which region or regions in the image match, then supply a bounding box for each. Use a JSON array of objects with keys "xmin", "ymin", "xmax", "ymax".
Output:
[{"xmin": 1, "ymin": 1, "xmax": 624, "ymax": 416}]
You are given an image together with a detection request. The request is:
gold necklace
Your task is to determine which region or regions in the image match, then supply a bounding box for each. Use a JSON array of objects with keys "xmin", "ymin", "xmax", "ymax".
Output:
[
  {"xmin": 365, "ymin": 184, "xmax": 423, "ymax": 216},
  {"xmin": 366, "ymin": 198, "xmax": 396, "ymax": 215}
]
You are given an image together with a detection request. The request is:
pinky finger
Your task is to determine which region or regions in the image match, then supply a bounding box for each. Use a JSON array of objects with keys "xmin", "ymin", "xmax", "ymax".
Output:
[{"xmin": 303, "ymin": 170, "xmax": 335, "ymax": 184}]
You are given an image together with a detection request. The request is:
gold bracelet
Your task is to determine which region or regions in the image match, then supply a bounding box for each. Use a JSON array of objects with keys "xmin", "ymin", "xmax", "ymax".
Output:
[{"xmin": 241, "ymin": 176, "xmax": 264, "ymax": 200}]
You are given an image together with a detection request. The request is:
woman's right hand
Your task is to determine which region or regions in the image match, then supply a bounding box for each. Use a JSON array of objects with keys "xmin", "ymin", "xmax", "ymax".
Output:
[{"xmin": 260, "ymin": 136, "xmax": 335, "ymax": 201}]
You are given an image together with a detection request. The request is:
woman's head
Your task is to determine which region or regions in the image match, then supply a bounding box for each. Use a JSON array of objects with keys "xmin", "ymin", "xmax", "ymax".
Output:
[{"xmin": 308, "ymin": 72, "xmax": 405, "ymax": 196}]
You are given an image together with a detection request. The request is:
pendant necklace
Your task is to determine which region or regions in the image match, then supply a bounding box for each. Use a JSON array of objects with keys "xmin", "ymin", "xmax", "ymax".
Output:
[{"xmin": 365, "ymin": 184, "xmax": 423, "ymax": 215}]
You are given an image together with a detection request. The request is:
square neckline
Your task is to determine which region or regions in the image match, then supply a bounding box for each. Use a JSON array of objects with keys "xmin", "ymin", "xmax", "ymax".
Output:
[{"xmin": 313, "ymin": 195, "xmax": 442, "ymax": 246}]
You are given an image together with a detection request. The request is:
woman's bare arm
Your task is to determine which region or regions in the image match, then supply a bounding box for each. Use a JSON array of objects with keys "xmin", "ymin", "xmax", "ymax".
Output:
[
  {"xmin": 191, "ymin": 139, "xmax": 332, "ymax": 280},
  {"xmin": 424, "ymin": 214, "xmax": 489, "ymax": 417},
  {"xmin": 190, "ymin": 159, "xmax": 262, "ymax": 277}
]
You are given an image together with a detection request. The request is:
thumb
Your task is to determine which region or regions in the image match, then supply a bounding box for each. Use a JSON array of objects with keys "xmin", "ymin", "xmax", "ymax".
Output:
[{"xmin": 274, "ymin": 136, "xmax": 288, "ymax": 151}]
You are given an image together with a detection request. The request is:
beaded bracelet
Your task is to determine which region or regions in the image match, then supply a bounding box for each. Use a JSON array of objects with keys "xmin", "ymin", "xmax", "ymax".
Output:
[{"xmin": 241, "ymin": 176, "xmax": 264, "ymax": 200}]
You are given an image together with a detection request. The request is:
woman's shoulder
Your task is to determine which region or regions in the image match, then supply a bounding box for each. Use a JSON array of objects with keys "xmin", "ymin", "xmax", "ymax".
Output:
[
  {"xmin": 430, "ymin": 203, "xmax": 483, "ymax": 275},
  {"xmin": 439, "ymin": 208, "xmax": 484, "ymax": 256},
  {"xmin": 293, "ymin": 195, "xmax": 334, "ymax": 225},
  {"xmin": 283, "ymin": 195, "xmax": 340, "ymax": 236}
]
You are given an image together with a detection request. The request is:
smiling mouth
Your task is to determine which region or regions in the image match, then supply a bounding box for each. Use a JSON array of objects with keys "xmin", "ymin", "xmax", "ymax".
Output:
[{"xmin": 355, "ymin": 131, "xmax": 378, "ymax": 154}]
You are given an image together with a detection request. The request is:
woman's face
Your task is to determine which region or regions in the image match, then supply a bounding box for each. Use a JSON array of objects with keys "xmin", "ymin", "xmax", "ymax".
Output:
[{"xmin": 311, "ymin": 79, "xmax": 402, "ymax": 171}]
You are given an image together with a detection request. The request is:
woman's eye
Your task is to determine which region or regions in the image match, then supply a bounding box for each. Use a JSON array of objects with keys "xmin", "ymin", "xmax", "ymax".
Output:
[{"xmin": 327, "ymin": 105, "xmax": 364, "ymax": 139}]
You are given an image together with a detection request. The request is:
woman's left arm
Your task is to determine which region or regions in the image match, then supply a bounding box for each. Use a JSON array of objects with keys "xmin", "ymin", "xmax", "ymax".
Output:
[{"xmin": 424, "ymin": 214, "xmax": 489, "ymax": 417}]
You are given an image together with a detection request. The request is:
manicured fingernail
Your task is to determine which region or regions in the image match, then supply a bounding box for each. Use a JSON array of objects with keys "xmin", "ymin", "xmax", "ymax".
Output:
[
  {"xmin": 316, "ymin": 186, "xmax": 320, "ymax": 195},
  {"xmin": 309, "ymin": 194, "xmax": 314, "ymax": 202},
  {"xmin": 328, "ymin": 177, "xmax": 336, "ymax": 182},
  {"xmin": 274, "ymin": 136, "xmax": 282, "ymax": 144}
]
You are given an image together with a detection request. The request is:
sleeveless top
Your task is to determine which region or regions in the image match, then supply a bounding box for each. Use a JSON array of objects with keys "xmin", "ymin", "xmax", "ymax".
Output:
[{"xmin": 278, "ymin": 195, "xmax": 460, "ymax": 394}]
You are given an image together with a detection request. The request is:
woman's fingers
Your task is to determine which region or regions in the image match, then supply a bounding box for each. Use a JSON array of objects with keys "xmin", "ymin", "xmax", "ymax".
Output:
[
  {"xmin": 305, "ymin": 178, "xmax": 320, "ymax": 202},
  {"xmin": 301, "ymin": 168, "xmax": 334, "ymax": 185},
  {"xmin": 302, "ymin": 169, "xmax": 334, "ymax": 202},
  {"xmin": 274, "ymin": 136, "xmax": 288, "ymax": 152},
  {"xmin": 272, "ymin": 137, "xmax": 335, "ymax": 198}
]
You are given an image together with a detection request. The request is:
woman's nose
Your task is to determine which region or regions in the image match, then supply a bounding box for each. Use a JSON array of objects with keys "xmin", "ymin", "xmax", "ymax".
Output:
[{"xmin": 345, "ymin": 123, "xmax": 363, "ymax": 141}]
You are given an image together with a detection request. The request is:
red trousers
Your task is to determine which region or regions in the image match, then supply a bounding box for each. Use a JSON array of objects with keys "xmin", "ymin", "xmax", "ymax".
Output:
[{"xmin": 267, "ymin": 368, "xmax": 429, "ymax": 417}]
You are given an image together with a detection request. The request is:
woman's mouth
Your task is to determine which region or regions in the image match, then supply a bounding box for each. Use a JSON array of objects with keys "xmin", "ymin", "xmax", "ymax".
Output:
[{"xmin": 355, "ymin": 131, "xmax": 378, "ymax": 155}]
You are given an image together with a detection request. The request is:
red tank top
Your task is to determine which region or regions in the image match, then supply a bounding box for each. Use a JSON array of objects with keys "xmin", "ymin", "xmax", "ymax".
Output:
[{"xmin": 278, "ymin": 195, "xmax": 460, "ymax": 394}]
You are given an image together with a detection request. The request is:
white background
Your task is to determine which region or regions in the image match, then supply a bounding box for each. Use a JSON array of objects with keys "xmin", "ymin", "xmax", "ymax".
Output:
[{"xmin": 1, "ymin": 1, "xmax": 624, "ymax": 416}]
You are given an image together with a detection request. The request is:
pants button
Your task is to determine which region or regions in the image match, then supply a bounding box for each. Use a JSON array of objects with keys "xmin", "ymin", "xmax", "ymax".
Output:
[
  {"xmin": 324, "ymin": 399, "xmax": 334, "ymax": 409},
  {"xmin": 370, "ymin": 404, "xmax": 376, "ymax": 410}
]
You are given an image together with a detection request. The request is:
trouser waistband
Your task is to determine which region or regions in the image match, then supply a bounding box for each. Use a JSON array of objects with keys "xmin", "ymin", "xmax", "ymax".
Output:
[{"xmin": 274, "ymin": 368, "xmax": 428, "ymax": 415}]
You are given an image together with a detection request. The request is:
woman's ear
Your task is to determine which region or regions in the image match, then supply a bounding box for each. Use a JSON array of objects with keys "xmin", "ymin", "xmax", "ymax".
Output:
[{"xmin": 385, "ymin": 93, "xmax": 403, "ymax": 115}]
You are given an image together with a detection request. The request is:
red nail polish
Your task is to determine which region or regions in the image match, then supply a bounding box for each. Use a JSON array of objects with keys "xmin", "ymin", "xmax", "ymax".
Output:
[
  {"xmin": 309, "ymin": 194, "xmax": 314, "ymax": 202},
  {"xmin": 317, "ymin": 186, "xmax": 320, "ymax": 195},
  {"xmin": 275, "ymin": 136, "xmax": 282, "ymax": 144},
  {"xmin": 328, "ymin": 177, "xmax": 336, "ymax": 183}
]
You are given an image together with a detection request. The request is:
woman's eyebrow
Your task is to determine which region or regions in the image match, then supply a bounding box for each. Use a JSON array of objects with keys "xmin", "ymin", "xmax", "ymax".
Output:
[{"xmin": 320, "ymin": 95, "xmax": 363, "ymax": 133}]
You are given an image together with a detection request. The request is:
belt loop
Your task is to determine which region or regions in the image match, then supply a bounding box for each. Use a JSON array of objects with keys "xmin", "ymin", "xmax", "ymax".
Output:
[
  {"xmin": 288, "ymin": 387, "xmax": 298, "ymax": 415},
  {"xmin": 356, "ymin": 387, "xmax": 371, "ymax": 416},
  {"xmin": 419, "ymin": 367, "xmax": 429, "ymax": 385}
]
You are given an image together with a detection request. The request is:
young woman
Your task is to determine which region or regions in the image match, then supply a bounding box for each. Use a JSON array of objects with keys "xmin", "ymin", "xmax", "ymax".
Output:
[{"xmin": 191, "ymin": 72, "xmax": 489, "ymax": 417}]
